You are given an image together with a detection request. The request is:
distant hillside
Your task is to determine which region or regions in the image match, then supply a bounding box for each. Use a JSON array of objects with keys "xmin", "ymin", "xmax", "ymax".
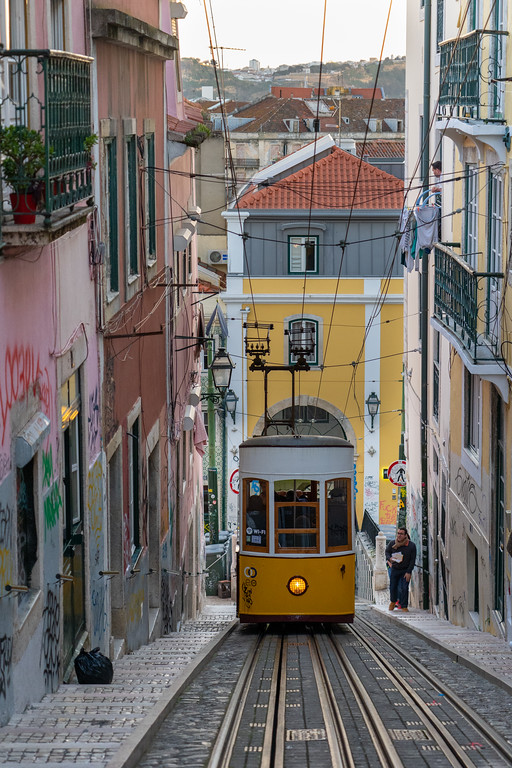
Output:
[{"xmin": 182, "ymin": 57, "xmax": 405, "ymax": 102}]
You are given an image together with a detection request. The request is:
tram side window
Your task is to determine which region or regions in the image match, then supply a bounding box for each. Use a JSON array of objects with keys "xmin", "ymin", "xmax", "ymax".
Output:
[
  {"xmin": 326, "ymin": 479, "xmax": 351, "ymax": 550},
  {"xmin": 244, "ymin": 478, "xmax": 268, "ymax": 550},
  {"xmin": 275, "ymin": 479, "xmax": 318, "ymax": 551}
]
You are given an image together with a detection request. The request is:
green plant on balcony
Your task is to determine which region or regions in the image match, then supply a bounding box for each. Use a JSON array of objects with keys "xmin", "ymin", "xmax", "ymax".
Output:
[
  {"xmin": 184, "ymin": 123, "xmax": 211, "ymax": 148},
  {"xmin": 0, "ymin": 125, "xmax": 46, "ymax": 222},
  {"xmin": 83, "ymin": 133, "xmax": 98, "ymax": 169}
]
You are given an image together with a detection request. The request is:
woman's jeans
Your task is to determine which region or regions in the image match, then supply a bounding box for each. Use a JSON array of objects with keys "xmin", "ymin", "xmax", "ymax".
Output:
[{"xmin": 389, "ymin": 568, "xmax": 410, "ymax": 607}]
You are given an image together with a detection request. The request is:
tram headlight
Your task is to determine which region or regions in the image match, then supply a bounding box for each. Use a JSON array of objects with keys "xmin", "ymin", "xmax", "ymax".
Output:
[{"xmin": 287, "ymin": 575, "xmax": 308, "ymax": 596}]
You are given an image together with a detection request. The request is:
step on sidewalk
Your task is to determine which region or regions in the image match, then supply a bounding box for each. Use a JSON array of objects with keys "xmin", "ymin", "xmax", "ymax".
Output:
[{"xmin": 0, "ymin": 598, "xmax": 237, "ymax": 768}]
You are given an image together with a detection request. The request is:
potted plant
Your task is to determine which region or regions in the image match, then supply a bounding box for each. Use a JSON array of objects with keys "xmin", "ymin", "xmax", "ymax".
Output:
[
  {"xmin": 0, "ymin": 124, "xmax": 46, "ymax": 223},
  {"xmin": 184, "ymin": 123, "xmax": 211, "ymax": 148}
]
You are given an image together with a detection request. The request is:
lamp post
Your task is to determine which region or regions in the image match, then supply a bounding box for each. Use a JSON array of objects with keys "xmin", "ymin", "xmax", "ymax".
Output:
[
  {"xmin": 365, "ymin": 392, "xmax": 381, "ymax": 431},
  {"xmin": 203, "ymin": 346, "xmax": 235, "ymax": 544}
]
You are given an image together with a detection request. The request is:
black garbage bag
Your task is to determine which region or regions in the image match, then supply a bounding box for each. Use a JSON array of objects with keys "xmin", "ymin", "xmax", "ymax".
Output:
[{"xmin": 74, "ymin": 647, "xmax": 114, "ymax": 684}]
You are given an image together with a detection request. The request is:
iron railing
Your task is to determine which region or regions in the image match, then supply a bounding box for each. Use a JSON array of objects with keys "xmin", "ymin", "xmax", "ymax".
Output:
[
  {"xmin": 360, "ymin": 508, "xmax": 381, "ymax": 547},
  {"xmin": 355, "ymin": 533, "xmax": 375, "ymax": 602},
  {"xmin": 434, "ymin": 245, "xmax": 504, "ymax": 361},
  {"xmin": 0, "ymin": 49, "xmax": 94, "ymax": 226},
  {"xmin": 234, "ymin": 158, "xmax": 259, "ymax": 168},
  {"xmin": 438, "ymin": 30, "xmax": 507, "ymax": 120}
]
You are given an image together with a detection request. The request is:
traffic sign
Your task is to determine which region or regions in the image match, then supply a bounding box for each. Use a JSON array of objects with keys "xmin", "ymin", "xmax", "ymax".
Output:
[
  {"xmin": 388, "ymin": 460, "xmax": 407, "ymax": 486},
  {"xmin": 229, "ymin": 469, "xmax": 239, "ymax": 494}
]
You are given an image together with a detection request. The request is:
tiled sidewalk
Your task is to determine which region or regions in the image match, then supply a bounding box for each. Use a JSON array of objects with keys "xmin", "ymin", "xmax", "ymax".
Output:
[{"xmin": 0, "ymin": 599, "xmax": 237, "ymax": 767}]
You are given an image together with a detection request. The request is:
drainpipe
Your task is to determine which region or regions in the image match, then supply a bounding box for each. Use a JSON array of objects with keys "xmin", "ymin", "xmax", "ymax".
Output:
[
  {"xmin": 420, "ymin": 0, "xmax": 432, "ymax": 611},
  {"xmin": 207, "ymin": 340, "xmax": 219, "ymax": 545}
]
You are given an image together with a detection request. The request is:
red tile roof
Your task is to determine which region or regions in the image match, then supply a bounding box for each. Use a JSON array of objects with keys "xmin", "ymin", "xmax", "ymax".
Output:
[
  {"xmin": 356, "ymin": 140, "xmax": 405, "ymax": 158},
  {"xmin": 231, "ymin": 96, "xmax": 315, "ymax": 133},
  {"xmin": 237, "ymin": 146, "xmax": 403, "ymax": 210}
]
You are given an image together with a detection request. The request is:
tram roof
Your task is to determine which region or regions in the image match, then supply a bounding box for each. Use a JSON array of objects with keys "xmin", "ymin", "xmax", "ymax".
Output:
[{"xmin": 240, "ymin": 435, "xmax": 353, "ymax": 450}]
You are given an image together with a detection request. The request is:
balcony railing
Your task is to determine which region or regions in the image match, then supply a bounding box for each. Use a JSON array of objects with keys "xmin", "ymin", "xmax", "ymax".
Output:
[
  {"xmin": 434, "ymin": 245, "xmax": 503, "ymax": 362},
  {"xmin": 438, "ymin": 30, "xmax": 507, "ymax": 120},
  {"xmin": 234, "ymin": 158, "xmax": 260, "ymax": 168},
  {"xmin": 0, "ymin": 50, "xmax": 94, "ymax": 227}
]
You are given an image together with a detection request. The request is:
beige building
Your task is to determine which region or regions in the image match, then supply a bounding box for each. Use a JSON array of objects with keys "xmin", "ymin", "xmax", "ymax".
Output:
[{"xmin": 405, "ymin": 0, "xmax": 512, "ymax": 645}]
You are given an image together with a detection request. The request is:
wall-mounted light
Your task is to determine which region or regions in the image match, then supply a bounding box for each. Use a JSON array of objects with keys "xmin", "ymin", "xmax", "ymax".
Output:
[
  {"xmin": 365, "ymin": 391, "xmax": 381, "ymax": 431},
  {"xmin": 224, "ymin": 389, "xmax": 238, "ymax": 423},
  {"xmin": 210, "ymin": 347, "xmax": 235, "ymax": 394}
]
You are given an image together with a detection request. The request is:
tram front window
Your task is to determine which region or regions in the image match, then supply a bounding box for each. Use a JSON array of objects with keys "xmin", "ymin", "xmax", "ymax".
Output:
[
  {"xmin": 275, "ymin": 479, "xmax": 318, "ymax": 551},
  {"xmin": 244, "ymin": 478, "xmax": 268, "ymax": 550},
  {"xmin": 326, "ymin": 478, "xmax": 351, "ymax": 550}
]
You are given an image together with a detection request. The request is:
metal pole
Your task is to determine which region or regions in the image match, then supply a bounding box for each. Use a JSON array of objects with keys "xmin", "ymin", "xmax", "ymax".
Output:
[
  {"xmin": 421, "ymin": 0, "xmax": 432, "ymax": 610},
  {"xmin": 207, "ymin": 341, "xmax": 219, "ymax": 544}
]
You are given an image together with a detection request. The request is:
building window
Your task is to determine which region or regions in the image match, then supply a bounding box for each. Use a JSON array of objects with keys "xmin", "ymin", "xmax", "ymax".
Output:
[
  {"xmin": 464, "ymin": 368, "xmax": 480, "ymax": 456},
  {"xmin": 145, "ymin": 133, "xmax": 156, "ymax": 262},
  {"xmin": 486, "ymin": 170, "xmax": 503, "ymax": 341},
  {"xmin": 288, "ymin": 235, "xmax": 318, "ymax": 274},
  {"xmin": 106, "ymin": 138, "xmax": 119, "ymax": 294},
  {"xmin": 50, "ymin": 0, "xmax": 65, "ymax": 50},
  {"xmin": 464, "ymin": 164, "xmax": 478, "ymax": 269},
  {"xmin": 288, "ymin": 318, "xmax": 318, "ymax": 366},
  {"xmin": 128, "ymin": 418, "xmax": 140, "ymax": 555},
  {"xmin": 433, "ymin": 329, "xmax": 440, "ymax": 422},
  {"xmin": 436, "ymin": 0, "xmax": 444, "ymax": 49},
  {"xmin": 125, "ymin": 134, "xmax": 138, "ymax": 277}
]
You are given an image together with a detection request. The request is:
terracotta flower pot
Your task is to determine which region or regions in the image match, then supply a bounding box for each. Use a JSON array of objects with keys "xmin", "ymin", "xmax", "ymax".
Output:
[{"xmin": 9, "ymin": 190, "xmax": 37, "ymax": 224}]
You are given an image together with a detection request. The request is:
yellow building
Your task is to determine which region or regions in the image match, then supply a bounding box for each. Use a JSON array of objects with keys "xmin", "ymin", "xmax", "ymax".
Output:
[{"xmin": 222, "ymin": 136, "xmax": 404, "ymax": 530}]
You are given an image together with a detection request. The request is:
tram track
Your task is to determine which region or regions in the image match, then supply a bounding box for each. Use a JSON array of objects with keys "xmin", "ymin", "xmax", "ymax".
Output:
[
  {"xmin": 205, "ymin": 622, "xmax": 512, "ymax": 768},
  {"xmin": 352, "ymin": 614, "xmax": 512, "ymax": 765}
]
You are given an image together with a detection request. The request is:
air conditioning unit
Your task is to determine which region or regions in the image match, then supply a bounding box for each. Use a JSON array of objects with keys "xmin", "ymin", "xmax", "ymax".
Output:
[{"xmin": 207, "ymin": 250, "xmax": 228, "ymax": 265}]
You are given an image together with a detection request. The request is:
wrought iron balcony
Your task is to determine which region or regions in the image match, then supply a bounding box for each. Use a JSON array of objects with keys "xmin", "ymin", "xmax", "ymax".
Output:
[
  {"xmin": 434, "ymin": 245, "xmax": 504, "ymax": 362},
  {"xmin": 438, "ymin": 29, "xmax": 507, "ymax": 121},
  {"xmin": 0, "ymin": 49, "xmax": 94, "ymax": 229}
]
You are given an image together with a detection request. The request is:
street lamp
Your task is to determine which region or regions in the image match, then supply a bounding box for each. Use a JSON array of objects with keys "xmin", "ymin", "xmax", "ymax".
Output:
[
  {"xmin": 365, "ymin": 392, "xmax": 381, "ymax": 431},
  {"xmin": 210, "ymin": 347, "xmax": 235, "ymax": 394},
  {"xmin": 224, "ymin": 389, "xmax": 238, "ymax": 423}
]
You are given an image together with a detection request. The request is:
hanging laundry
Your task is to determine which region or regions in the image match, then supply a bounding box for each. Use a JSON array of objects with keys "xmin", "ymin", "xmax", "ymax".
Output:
[{"xmin": 414, "ymin": 205, "xmax": 440, "ymax": 253}]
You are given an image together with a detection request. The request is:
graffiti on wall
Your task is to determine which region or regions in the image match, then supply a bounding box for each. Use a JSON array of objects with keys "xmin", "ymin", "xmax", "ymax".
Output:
[
  {"xmin": 0, "ymin": 501, "xmax": 13, "ymax": 591},
  {"xmin": 88, "ymin": 387, "xmax": 100, "ymax": 454},
  {"xmin": 41, "ymin": 586, "xmax": 60, "ymax": 691},
  {"xmin": 126, "ymin": 588, "xmax": 144, "ymax": 626},
  {"xmin": 91, "ymin": 585, "xmax": 108, "ymax": 640},
  {"xmin": 379, "ymin": 500, "xmax": 397, "ymax": 525},
  {"xmin": 0, "ymin": 634, "xmax": 13, "ymax": 699},
  {"xmin": 0, "ymin": 454, "xmax": 10, "ymax": 483},
  {"xmin": 454, "ymin": 467, "xmax": 486, "ymax": 527},
  {"xmin": 0, "ymin": 345, "xmax": 51, "ymax": 446},
  {"xmin": 88, "ymin": 460, "xmax": 103, "ymax": 566},
  {"xmin": 42, "ymin": 446, "xmax": 62, "ymax": 536},
  {"xmin": 364, "ymin": 474, "xmax": 379, "ymax": 520}
]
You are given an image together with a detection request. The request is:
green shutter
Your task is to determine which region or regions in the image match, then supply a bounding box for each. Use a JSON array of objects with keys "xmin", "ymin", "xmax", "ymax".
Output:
[
  {"xmin": 147, "ymin": 134, "xmax": 156, "ymax": 258},
  {"xmin": 127, "ymin": 136, "xmax": 138, "ymax": 275},
  {"xmin": 107, "ymin": 139, "xmax": 119, "ymax": 293}
]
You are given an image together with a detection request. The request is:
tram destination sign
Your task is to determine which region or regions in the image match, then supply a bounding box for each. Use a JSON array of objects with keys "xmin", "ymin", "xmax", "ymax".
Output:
[{"xmin": 387, "ymin": 460, "xmax": 407, "ymax": 486}]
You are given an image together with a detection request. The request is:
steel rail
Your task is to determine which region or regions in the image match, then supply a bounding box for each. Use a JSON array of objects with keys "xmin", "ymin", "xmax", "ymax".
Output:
[
  {"xmin": 206, "ymin": 629, "xmax": 267, "ymax": 768},
  {"xmin": 309, "ymin": 632, "xmax": 356, "ymax": 768},
  {"xmin": 261, "ymin": 634, "xmax": 284, "ymax": 768},
  {"xmin": 347, "ymin": 622, "xmax": 483, "ymax": 767},
  {"xmin": 355, "ymin": 614, "xmax": 512, "ymax": 765},
  {"xmin": 323, "ymin": 630, "xmax": 405, "ymax": 768}
]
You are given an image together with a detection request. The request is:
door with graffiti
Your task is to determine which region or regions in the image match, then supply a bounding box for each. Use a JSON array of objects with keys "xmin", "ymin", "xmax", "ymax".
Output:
[{"xmin": 61, "ymin": 373, "xmax": 86, "ymax": 671}]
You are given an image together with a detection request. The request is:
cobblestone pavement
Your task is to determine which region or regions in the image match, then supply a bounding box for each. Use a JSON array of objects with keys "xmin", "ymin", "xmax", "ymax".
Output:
[
  {"xmin": 0, "ymin": 598, "xmax": 236, "ymax": 767},
  {"xmin": 2, "ymin": 595, "xmax": 512, "ymax": 767}
]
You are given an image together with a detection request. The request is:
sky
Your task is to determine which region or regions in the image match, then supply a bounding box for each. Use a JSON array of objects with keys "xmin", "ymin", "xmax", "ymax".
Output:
[{"xmin": 178, "ymin": 0, "xmax": 407, "ymax": 70}]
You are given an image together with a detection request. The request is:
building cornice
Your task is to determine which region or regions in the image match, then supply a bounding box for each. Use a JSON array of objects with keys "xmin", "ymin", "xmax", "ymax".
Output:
[{"xmin": 92, "ymin": 8, "xmax": 178, "ymax": 60}]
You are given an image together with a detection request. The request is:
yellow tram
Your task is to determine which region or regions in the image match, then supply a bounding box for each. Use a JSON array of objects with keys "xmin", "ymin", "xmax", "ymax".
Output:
[{"xmin": 237, "ymin": 434, "xmax": 355, "ymax": 623}]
